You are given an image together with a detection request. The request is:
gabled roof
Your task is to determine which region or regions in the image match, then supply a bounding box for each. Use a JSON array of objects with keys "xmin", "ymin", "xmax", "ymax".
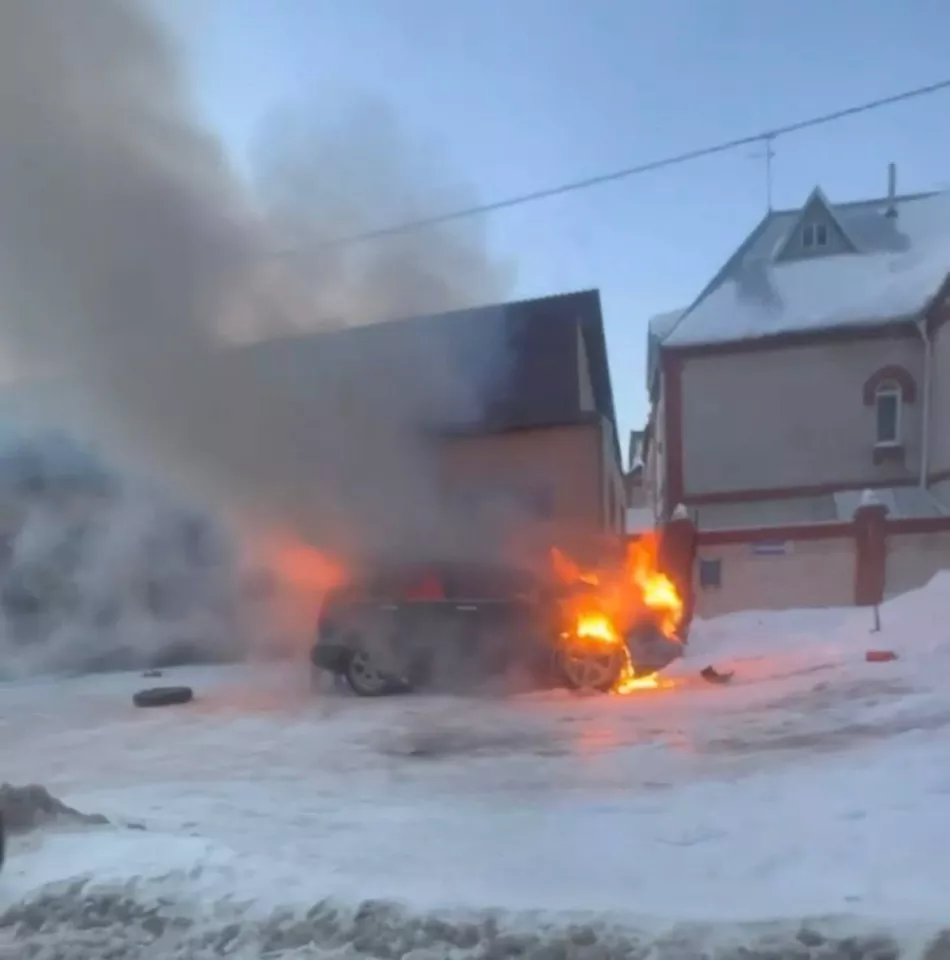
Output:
[
  {"xmin": 239, "ymin": 289, "xmax": 621, "ymax": 463},
  {"xmin": 661, "ymin": 189, "xmax": 950, "ymax": 349},
  {"xmin": 772, "ymin": 186, "xmax": 858, "ymax": 261}
]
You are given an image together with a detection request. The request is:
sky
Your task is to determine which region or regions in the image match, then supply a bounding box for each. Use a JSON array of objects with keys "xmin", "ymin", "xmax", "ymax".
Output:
[{"xmin": 161, "ymin": 0, "xmax": 950, "ymax": 456}]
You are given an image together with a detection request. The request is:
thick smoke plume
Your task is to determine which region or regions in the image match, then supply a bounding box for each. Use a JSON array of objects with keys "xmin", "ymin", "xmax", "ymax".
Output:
[
  {"xmin": 0, "ymin": 0, "xmax": 518, "ymax": 671},
  {"xmin": 0, "ymin": 0, "xmax": 514, "ymax": 569}
]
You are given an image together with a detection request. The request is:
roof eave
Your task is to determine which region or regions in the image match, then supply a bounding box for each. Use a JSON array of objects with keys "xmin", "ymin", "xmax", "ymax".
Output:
[{"xmin": 661, "ymin": 315, "xmax": 923, "ymax": 355}]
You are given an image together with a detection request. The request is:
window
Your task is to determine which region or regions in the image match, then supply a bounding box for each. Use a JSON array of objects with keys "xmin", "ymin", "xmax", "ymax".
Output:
[
  {"xmin": 699, "ymin": 558, "xmax": 722, "ymax": 590},
  {"xmin": 802, "ymin": 221, "xmax": 829, "ymax": 250},
  {"xmin": 874, "ymin": 380, "xmax": 901, "ymax": 445}
]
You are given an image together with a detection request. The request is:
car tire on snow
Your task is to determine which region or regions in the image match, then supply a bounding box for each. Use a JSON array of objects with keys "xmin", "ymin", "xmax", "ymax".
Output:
[
  {"xmin": 557, "ymin": 643, "xmax": 625, "ymax": 693},
  {"xmin": 344, "ymin": 647, "xmax": 402, "ymax": 697},
  {"xmin": 132, "ymin": 686, "xmax": 195, "ymax": 709}
]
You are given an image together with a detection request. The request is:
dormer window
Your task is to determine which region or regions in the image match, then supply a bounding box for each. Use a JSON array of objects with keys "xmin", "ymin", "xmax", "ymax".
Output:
[
  {"xmin": 775, "ymin": 187, "xmax": 857, "ymax": 263},
  {"xmin": 801, "ymin": 222, "xmax": 829, "ymax": 250}
]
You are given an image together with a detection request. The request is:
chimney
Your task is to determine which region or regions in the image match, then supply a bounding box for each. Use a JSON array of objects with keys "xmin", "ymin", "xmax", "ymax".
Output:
[{"xmin": 886, "ymin": 162, "xmax": 897, "ymax": 218}]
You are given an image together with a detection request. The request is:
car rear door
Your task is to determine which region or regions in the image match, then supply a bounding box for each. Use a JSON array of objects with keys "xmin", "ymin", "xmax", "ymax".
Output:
[{"xmin": 444, "ymin": 564, "xmax": 541, "ymax": 673}]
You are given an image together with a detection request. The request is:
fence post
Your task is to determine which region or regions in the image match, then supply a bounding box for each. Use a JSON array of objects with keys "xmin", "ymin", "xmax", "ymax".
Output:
[
  {"xmin": 659, "ymin": 503, "xmax": 697, "ymax": 638},
  {"xmin": 853, "ymin": 490, "xmax": 889, "ymax": 607}
]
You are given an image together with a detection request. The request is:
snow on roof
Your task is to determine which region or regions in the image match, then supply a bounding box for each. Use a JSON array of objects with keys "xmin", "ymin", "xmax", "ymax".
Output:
[
  {"xmin": 696, "ymin": 484, "xmax": 946, "ymax": 531},
  {"xmin": 646, "ymin": 308, "xmax": 686, "ymax": 391},
  {"xmin": 648, "ymin": 309, "xmax": 685, "ymax": 338},
  {"xmin": 663, "ymin": 190, "xmax": 950, "ymax": 348}
]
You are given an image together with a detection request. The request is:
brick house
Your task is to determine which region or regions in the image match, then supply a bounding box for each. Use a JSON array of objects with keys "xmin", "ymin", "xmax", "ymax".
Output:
[
  {"xmin": 0, "ymin": 289, "xmax": 624, "ymax": 567},
  {"xmin": 644, "ymin": 167, "xmax": 950, "ymax": 616},
  {"xmin": 245, "ymin": 288, "xmax": 626, "ymax": 562}
]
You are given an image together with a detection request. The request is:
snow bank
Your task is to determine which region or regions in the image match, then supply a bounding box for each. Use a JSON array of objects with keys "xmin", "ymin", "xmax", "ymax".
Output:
[
  {"xmin": 686, "ymin": 569, "xmax": 950, "ymax": 669},
  {"xmin": 0, "ymin": 877, "xmax": 933, "ymax": 960}
]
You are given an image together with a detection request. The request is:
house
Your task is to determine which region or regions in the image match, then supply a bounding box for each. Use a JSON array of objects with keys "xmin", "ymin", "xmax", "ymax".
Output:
[
  {"xmin": 623, "ymin": 429, "xmax": 653, "ymax": 534},
  {"xmin": 0, "ymin": 290, "xmax": 624, "ymax": 565},
  {"xmin": 239, "ymin": 288, "xmax": 626, "ymax": 560},
  {"xmin": 646, "ymin": 165, "xmax": 950, "ymax": 615}
]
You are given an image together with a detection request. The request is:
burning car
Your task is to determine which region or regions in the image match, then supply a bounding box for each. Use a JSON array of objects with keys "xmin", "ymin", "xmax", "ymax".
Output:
[{"xmin": 310, "ymin": 534, "xmax": 688, "ymax": 696}]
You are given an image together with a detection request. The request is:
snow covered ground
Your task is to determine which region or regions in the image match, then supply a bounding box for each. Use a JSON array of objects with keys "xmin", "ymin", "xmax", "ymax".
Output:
[{"xmin": 3, "ymin": 575, "xmax": 950, "ymax": 957}]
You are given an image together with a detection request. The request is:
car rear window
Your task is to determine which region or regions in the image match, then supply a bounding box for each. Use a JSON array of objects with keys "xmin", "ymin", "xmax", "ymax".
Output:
[
  {"xmin": 445, "ymin": 565, "xmax": 538, "ymax": 600},
  {"xmin": 325, "ymin": 563, "xmax": 539, "ymax": 604}
]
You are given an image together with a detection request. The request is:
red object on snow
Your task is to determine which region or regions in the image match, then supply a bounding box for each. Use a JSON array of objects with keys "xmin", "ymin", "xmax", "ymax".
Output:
[{"xmin": 866, "ymin": 650, "xmax": 898, "ymax": 663}]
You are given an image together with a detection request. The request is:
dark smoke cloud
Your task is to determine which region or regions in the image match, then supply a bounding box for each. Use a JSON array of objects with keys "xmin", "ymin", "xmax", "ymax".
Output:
[{"xmin": 0, "ymin": 0, "xmax": 516, "ymax": 564}]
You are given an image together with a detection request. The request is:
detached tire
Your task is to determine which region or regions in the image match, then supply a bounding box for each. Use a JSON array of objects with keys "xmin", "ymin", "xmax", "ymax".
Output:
[{"xmin": 133, "ymin": 686, "xmax": 194, "ymax": 709}]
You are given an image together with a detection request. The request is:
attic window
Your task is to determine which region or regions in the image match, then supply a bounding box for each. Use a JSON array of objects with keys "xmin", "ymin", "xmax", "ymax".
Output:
[{"xmin": 801, "ymin": 222, "xmax": 829, "ymax": 250}]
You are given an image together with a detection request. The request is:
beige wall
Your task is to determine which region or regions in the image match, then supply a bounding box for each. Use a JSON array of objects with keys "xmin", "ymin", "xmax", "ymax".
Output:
[
  {"xmin": 930, "ymin": 323, "xmax": 950, "ymax": 475},
  {"xmin": 599, "ymin": 418, "xmax": 625, "ymax": 533},
  {"xmin": 931, "ymin": 477, "xmax": 950, "ymax": 510},
  {"xmin": 884, "ymin": 529, "xmax": 950, "ymax": 599},
  {"xmin": 694, "ymin": 535, "xmax": 855, "ymax": 619},
  {"xmin": 647, "ymin": 380, "xmax": 666, "ymax": 518},
  {"xmin": 439, "ymin": 422, "xmax": 603, "ymax": 532},
  {"xmin": 680, "ymin": 337, "xmax": 925, "ymax": 497}
]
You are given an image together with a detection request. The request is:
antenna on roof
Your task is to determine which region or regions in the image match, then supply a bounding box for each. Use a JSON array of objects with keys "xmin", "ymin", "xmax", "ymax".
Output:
[
  {"xmin": 749, "ymin": 135, "xmax": 776, "ymax": 212},
  {"xmin": 886, "ymin": 162, "xmax": 898, "ymax": 218}
]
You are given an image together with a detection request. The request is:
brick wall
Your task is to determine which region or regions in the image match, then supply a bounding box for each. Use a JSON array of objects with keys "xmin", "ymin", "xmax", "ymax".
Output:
[{"xmin": 652, "ymin": 496, "xmax": 950, "ymax": 621}]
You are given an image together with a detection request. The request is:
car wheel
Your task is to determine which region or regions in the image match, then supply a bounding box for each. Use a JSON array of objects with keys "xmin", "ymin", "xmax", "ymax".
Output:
[
  {"xmin": 558, "ymin": 642, "xmax": 625, "ymax": 693},
  {"xmin": 344, "ymin": 648, "xmax": 399, "ymax": 697}
]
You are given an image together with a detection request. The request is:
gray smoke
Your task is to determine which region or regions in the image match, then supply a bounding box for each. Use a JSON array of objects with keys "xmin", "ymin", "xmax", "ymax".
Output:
[{"xmin": 0, "ymin": 0, "xmax": 515, "ymax": 574}]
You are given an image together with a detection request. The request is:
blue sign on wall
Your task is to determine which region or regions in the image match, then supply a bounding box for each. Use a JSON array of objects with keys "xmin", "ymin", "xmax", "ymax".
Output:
[{"xmin": 751, "ymin": 540, "xmax": 791, "ymax": 556}]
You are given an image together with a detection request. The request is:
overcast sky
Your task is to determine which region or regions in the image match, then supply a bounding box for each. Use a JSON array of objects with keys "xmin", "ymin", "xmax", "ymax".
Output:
[{"xmin": 164, "ymin": 0, "xmax": 950, "ymax": 448}]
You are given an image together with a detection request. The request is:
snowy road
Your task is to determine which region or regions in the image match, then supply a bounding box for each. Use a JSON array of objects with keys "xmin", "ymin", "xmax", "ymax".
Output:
[{"xmin": 2, "ymin": 578, "xmax": 950, "ymax": 952}]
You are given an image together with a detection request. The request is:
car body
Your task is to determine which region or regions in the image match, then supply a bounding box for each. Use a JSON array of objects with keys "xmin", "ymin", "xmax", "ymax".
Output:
[{"xmin": 310, "ymin": 560, "xmax": 678, "ymax": 696}]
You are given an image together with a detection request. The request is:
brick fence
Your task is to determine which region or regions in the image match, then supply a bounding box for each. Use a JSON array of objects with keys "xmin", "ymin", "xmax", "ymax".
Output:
[{"xmin": 651, "ymin": 493, "xmax": 950, "ymax": 621}]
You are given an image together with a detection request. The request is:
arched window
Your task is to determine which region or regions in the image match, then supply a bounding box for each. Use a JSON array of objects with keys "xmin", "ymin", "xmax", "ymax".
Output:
[
  {"xmin": 874, "ymin": 379, "xmax": 901, "ymax": 446},
  {"xmin": 862, "ymin": 365, "xmax": 916, "ymax": 452}
]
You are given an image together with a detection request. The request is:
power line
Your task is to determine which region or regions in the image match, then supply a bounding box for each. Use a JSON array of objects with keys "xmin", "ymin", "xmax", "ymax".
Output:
[{"xmin": 300, "ymin": 77, "xmax": 950, "ymax": 250}]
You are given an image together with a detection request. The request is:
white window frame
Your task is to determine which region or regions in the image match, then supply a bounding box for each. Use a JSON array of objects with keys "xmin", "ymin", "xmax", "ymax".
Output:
[
  {"xmin": 874, "ymin": 380, "xmax": 902, "ymax": 446},
  {"xmin": 802, "ymin": 221, "xmax": 829, "ymax": 250}
]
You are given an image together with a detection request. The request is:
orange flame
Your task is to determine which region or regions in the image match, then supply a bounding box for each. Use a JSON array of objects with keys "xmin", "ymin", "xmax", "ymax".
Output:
[
  {"xmin": 626, "ymin": 535, "xmax": 683, "ymax": 639},
  {"xmin": 267, "ymin": 537, "xmax": 348, "ymax": 595},
  {"xmin": 251, "ymin": 531, "xmax": 349, "ymax": 658},
  {"xmin": 551, "ymin": 547, "xmax": 600, "ymax": 587},
  {"xmin": 550, "ymin": 532, "xmax": 683, "ymax": 694}
]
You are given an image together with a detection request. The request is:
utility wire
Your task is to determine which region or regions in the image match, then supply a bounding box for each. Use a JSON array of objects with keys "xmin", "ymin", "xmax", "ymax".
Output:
[{"xmin": 301, "ymin": 78, "xmax": 950, "ymax": 249}]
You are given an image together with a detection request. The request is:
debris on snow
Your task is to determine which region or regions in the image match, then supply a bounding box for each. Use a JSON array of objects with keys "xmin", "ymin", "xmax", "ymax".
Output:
[{"xmin": 0, "ymin": 783, "xmax": 108, "ymax": 834}]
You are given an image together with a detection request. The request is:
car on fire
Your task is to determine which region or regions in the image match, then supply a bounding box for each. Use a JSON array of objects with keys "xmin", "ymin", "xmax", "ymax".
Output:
[{"xmin": 310, "ymin": 559, "xmax": 684, "ymax": 696}]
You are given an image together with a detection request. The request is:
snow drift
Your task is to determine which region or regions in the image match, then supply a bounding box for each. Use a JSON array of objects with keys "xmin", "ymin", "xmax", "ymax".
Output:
[{"xmin": 0, "ymin": 881, "xmax": 926, "ymax": 960}]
